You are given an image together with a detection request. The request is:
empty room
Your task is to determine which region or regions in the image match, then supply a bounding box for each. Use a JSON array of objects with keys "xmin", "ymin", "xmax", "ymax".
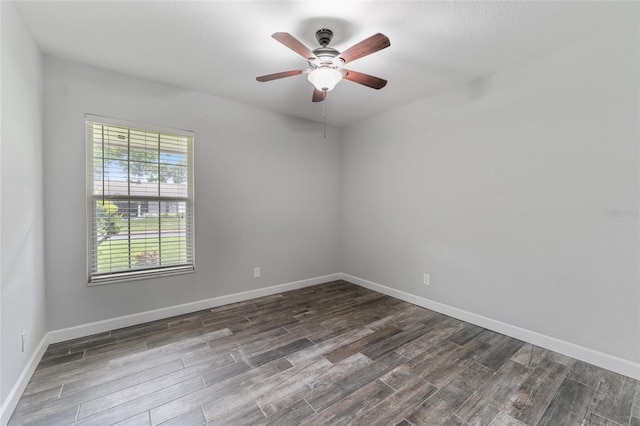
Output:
[{"xmin": 1, "ymin": 1, "xmax": 639, "ymax": 425}]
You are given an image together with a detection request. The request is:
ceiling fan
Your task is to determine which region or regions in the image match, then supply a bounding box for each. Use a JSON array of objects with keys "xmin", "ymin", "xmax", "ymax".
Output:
[{"xmin": 256, "ymin": 29, "xmax": 390, "ymax": 102}]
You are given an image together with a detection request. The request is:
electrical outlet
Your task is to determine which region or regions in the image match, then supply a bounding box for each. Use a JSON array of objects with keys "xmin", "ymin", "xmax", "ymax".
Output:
[
  {"xmin": 254, "ymin": 267, "xmax": 261, "ymax": 278},
  {"xmin": 423, "ymin": 273, "xmax": 430, "ymax": 286},
  {"xmin": 21, "ymin": 331, "xmax": 27, "ymax": 352}
]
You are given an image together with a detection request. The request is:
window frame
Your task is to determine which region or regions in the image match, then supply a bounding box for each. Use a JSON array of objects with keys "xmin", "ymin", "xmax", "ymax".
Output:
[{"xmin": 86, "ymin": 114, "xmax": 195, "ymax": 285}]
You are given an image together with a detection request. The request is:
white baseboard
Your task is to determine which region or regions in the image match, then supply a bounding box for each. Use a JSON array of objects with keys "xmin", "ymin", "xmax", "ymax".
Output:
[
  {"xmin": 48, "ymin": 273, "xmax": 341, "ymax": 344},
  {"xmin": 0, "ymin": 333, "xmax": 49, "ymax": 426},
  {"xmin": 341, "ymin": 273, "xmax": 640, "ymax": 380}
]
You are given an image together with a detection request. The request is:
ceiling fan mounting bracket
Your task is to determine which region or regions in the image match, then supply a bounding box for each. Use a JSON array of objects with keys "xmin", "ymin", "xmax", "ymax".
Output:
[{"xmin": 315, "ymin": 28, "xmax": 334, "ymax": 47}]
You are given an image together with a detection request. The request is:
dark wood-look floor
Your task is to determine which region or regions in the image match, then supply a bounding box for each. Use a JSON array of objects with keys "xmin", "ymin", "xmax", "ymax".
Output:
[{"xmin": 9, "ymin": 281, "xmax": 639, "ymax": 426}]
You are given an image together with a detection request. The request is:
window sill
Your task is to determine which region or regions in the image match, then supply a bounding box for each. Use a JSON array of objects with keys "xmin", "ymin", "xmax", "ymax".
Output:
[{"xmin": 88, "ymin": 265, "xmax": 195, "ymax": 286}]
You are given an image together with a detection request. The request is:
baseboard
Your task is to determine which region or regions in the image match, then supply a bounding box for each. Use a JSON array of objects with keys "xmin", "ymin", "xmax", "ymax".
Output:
[
  {"xmin": 48, "ymin": 273, "xmax": 341, "ymax": 344},
  {"xmin": 341, "ymin": 273, "xmax": 640, "ymax": 380},
  {"xmin": 0, "ymin": 333, "xmax": 49, "ymax": 426}
]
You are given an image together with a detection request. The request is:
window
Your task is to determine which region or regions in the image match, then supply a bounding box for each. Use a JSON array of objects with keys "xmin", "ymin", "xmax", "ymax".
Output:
[{"xmin": 86, "ymin": 115, "xmax": 194, "ymax": 284}]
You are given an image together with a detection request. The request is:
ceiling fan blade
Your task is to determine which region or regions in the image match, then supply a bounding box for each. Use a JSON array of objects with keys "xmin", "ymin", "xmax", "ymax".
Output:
[
  {"xmin": 339, "ymin": 33, "xmax": 390, "ymax": 64},
  {"xmin": 312, "ymin": 88, "xmax": 326, "ymax": 102},
  {"xmin": 272, "ymin": 32, "xmax": 318, "ymax": 61},
  {"xmin": 256, "ymin": 69, "xmax": 307, "ymax": 82},
  {"xmin": 343, "ymin": 69, "xmax": 387, "ymax": 90}
]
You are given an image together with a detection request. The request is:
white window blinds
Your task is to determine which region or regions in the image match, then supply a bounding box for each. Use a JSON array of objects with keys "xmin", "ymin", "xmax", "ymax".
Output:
[{"xmin": 86, "ymin": 115, "xmax": 195, "ymax": 284}]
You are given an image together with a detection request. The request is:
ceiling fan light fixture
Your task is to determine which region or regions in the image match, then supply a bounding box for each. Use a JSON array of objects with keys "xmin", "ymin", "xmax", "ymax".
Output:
[{"xmin": 307, "ymin": 67, "xmax": 342, "ymax": 92}]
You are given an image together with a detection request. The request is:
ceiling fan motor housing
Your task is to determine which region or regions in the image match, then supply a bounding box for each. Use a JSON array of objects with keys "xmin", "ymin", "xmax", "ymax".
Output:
[{"xmin": 311, "ymin": 47, "xmax": 342, "ymax": 65}]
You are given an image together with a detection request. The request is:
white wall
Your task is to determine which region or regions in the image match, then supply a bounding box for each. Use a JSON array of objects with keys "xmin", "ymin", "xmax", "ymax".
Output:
[
  {"xmin": 43, "ymin": 56, "xmax": 341, "ymax": 330},
  {"xmin": 341, "ymin": 25, "xmax": 640, "ymax": 364},
  {"xmin": 0, "ymin": 0, "xmax": 46, "ymax": 412}
]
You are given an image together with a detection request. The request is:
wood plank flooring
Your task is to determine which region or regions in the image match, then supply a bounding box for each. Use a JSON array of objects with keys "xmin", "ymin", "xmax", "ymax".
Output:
[{"xmin": 9, "ymin": 280, "xmax": 639, "ymax": 425}]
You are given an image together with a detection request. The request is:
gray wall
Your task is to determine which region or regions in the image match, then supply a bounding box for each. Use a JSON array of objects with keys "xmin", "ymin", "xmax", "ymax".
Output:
[
  {"xmin": 43, "ymin": 57, "xmax": 341, "ymax": 330},
  {"xmin": 3, "ymin": 5, "xmax": 639, "ymax": 413},
  {"xmin": 341, "ymin": 26, "xmax": 640, "ymax": 363},
  {"xmin": 0, "ymin": 1, "xmax": 46, "ymax": 405}
]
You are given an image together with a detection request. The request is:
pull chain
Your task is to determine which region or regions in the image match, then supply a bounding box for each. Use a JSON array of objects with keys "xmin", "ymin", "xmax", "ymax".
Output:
[
  {"xmin": 322, "ymin": 91, "xmax": 327, "ymax": 139},
  {"xmin": 323, "ymin": 100, "xmax": 326, "ymax": 138}
]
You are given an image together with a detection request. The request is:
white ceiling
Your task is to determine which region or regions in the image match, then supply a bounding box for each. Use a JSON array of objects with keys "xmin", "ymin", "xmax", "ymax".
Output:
[{"xmin": 15, "ymin": 1, "xmax": 635, "ymax": 127}]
